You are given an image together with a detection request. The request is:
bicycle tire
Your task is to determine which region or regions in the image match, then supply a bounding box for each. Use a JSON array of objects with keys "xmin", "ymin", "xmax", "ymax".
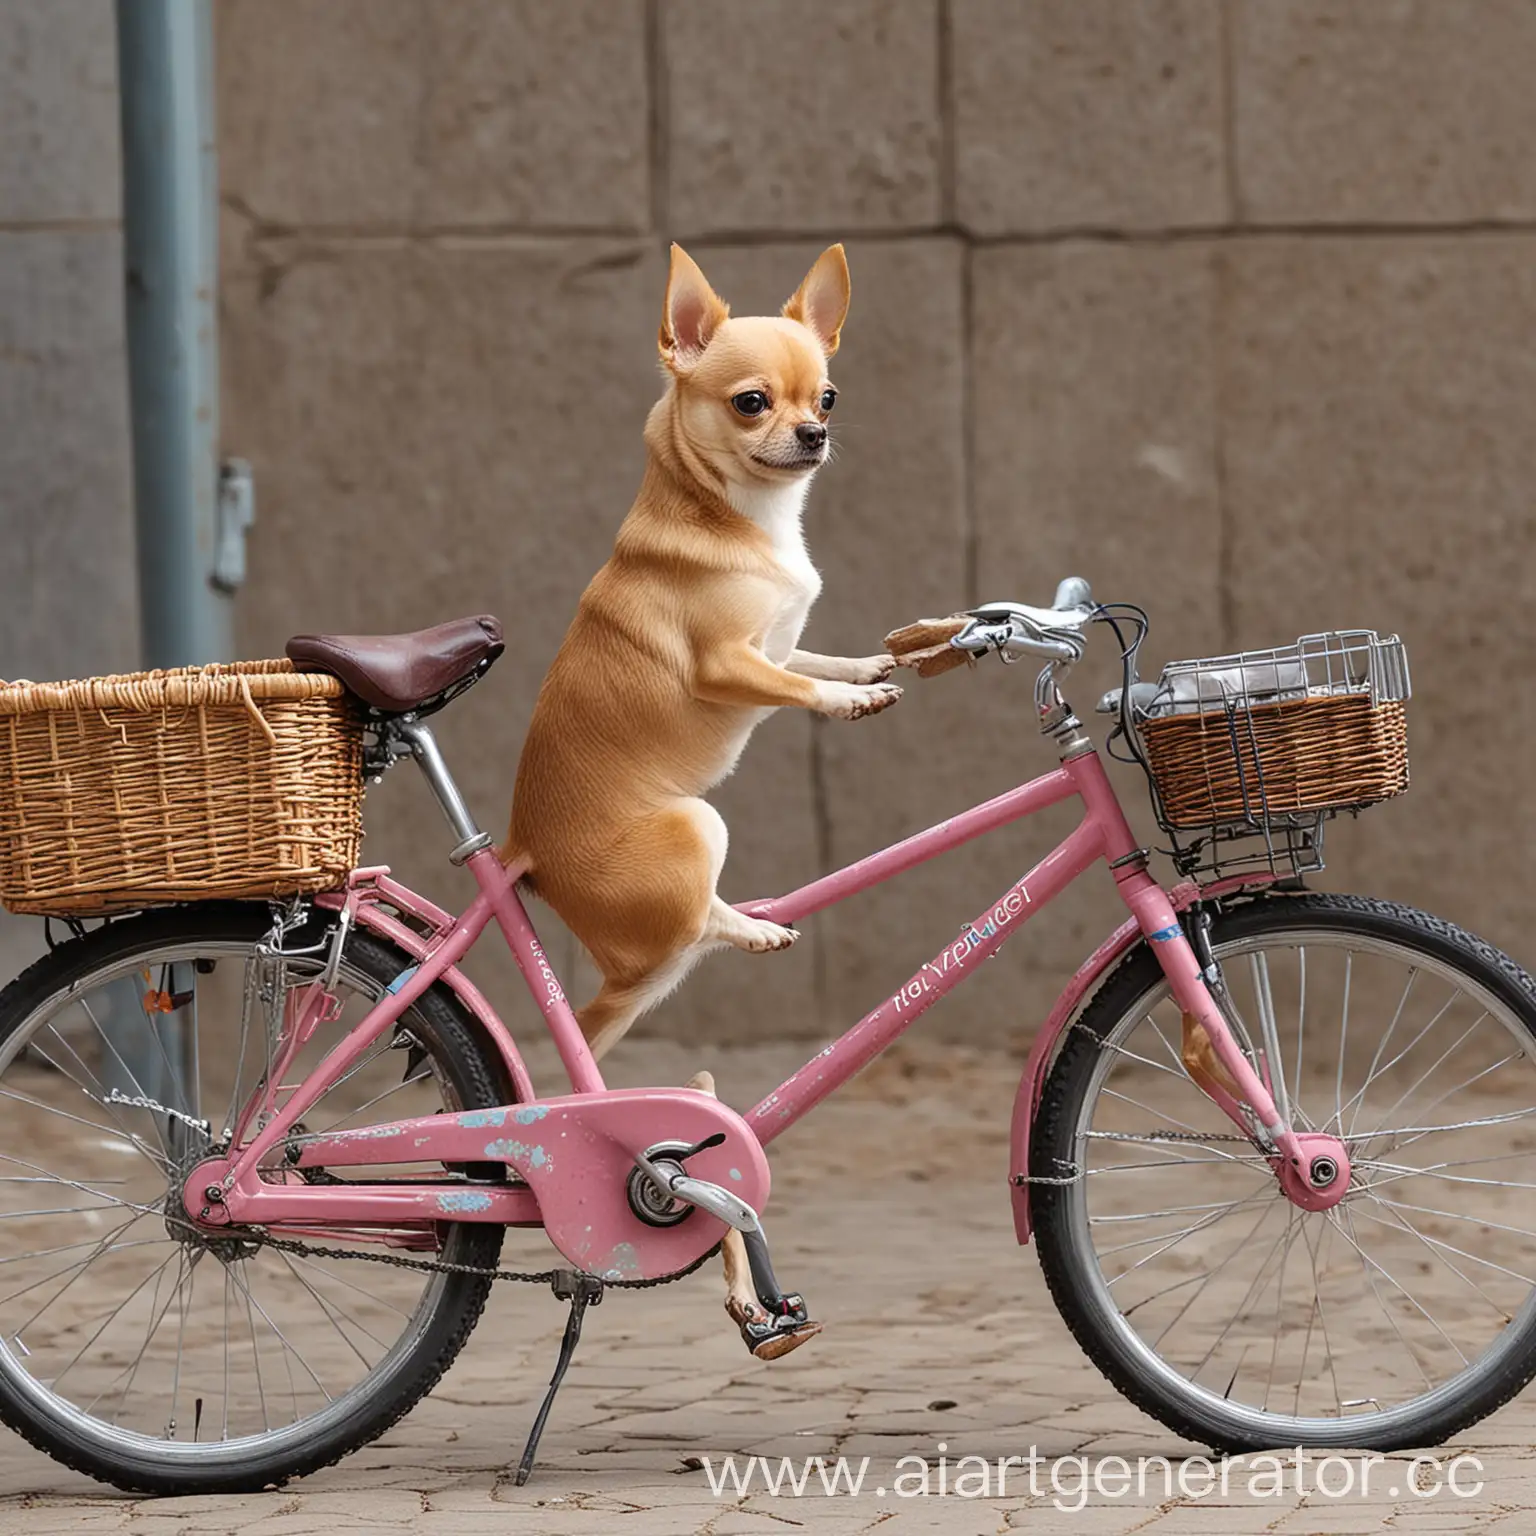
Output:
[
  {"xmin": 0, "ymin": 902, "xmax": 513, "ymax": 1493},
  {"xmin": 1032, "ymin": 891, "xmax": 1536, "ymax": 1453}
]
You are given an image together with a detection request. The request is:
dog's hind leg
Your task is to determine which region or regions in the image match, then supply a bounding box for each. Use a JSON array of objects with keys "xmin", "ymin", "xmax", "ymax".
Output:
[
  {"xmin": 565, "ymin": 800, "xmax": 724, "ymax": 1059},
  {"xmin": 686, "ymin": 1068, "xmax": 822, "ymax": 1360},
  {"xmin": 684, "ymin": 801, "xmax": 797, "ymax": 955},
  {"xmin": 702, "ymin": 896, "xmax": 798, "ymax": 955}
]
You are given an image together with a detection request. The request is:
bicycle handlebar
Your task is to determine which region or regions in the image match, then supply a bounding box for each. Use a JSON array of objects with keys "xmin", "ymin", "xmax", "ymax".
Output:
[{"xmin": 951, "ymin": 576, "xmax": 1097, "ymax": 664}]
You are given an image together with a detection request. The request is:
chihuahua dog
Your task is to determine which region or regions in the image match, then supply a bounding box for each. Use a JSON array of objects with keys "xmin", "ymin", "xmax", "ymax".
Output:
[{"xmin": 503, "ymin": 244, "xmax": 900, "ymax": 1356}]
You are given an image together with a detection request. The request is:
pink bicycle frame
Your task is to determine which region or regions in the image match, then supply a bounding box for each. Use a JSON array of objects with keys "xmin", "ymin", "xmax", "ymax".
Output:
[{"xmin": 185, "ymin": 738, "xmax": 1344, "ymax": 1276}]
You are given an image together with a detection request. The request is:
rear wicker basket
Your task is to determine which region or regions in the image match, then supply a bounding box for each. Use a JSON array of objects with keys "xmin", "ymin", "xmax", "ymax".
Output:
[
  {"xmin": 0, "ymin": 659, "xmax": 363, "ymax": 916},
  {"xmin": 1135, "ymin": 630, "xmax": 1410, "ymax": 837}
]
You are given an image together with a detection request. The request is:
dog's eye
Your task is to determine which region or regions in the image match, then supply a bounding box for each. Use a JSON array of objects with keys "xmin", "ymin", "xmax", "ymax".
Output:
[
  {"xmin": 732, "ymin": 391, "xmax": 769, "ymax": 418},
  {"xmin": 819, "ymin": 388, "xmax": 838, "ymax": 414}
]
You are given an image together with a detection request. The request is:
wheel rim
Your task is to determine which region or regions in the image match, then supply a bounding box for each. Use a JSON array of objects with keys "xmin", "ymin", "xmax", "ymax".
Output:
[
  {"xmin": 1064, "ymin": 924, "xmax": 1536, "ymax": 1442},
  {"xmin": 0, "ymin": 937, "xmax": 482, "ymax": 1465}
]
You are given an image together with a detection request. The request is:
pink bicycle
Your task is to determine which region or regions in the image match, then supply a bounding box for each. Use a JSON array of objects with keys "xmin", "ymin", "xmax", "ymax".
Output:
[{"xmin": 2, "ymin": 577, "xmax": 1534, "ymax": 1493}]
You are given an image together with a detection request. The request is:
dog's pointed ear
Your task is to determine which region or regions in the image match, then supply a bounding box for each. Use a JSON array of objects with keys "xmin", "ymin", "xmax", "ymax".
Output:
[
  {"xmin": 659, "ymin": 244, "xmax": 729, "ymax": 373},
  {"xmin": 783, "ymin": 244, "xmax": 850, "ymax": 358}
]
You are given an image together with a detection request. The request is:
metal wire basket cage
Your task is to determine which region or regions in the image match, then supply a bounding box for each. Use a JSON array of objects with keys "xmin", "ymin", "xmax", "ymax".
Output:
[{"xmin": 1132, "ymin": 630, "xmax": 1411, "ymax": 879}]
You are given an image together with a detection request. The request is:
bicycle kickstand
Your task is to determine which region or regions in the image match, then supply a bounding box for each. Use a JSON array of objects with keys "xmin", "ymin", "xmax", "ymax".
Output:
[{"xmin": 514, "ymin": 1269, "xmax": 604, "ymax": 1486}]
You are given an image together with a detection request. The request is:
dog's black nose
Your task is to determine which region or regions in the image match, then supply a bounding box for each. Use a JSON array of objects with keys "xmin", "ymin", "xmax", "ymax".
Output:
[{"xmin": 795, "ymin": 422, "xmax": 827, "ymax": 451}]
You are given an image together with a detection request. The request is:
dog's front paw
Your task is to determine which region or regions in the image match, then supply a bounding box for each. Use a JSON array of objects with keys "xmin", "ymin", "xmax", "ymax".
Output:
[
  {"xmin": 848, "ymin": 653, "xmax": 897, "ymax": 684},
  {"xmin": 820, "ymin": 681, "xmax": 903, "ymax": 720}
]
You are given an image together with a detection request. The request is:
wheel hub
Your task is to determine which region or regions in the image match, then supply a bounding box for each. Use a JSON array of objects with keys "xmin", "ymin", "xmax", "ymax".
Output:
[
  {"xmin": 166, "ymin": 1144, "xmax": 259, "ymax": 1262},
  {"xmin": 1276, "ymin": 1131, "xmax": 1351, "ymax": 1212}
]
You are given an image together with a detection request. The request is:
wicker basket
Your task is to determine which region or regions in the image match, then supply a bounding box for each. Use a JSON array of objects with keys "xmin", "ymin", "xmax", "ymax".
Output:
[
  {"xmin": 0, "ymin": 659, "xmax": 363, "ymax": 916},
  {"xmin": 1141, "ymin": 690, "xmax": 1409, "ymax": 832}
]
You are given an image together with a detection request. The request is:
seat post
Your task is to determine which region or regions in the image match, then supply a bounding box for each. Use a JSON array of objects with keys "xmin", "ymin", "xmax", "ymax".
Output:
[{"xmin": 394, "ymin": 718, "xmax": 492, "ymax": 865}]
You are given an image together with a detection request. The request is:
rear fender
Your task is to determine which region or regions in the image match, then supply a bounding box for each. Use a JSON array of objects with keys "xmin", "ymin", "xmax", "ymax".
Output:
[{"xmin": 317, "ymin": 868, "xmax": 537, "ymax": 1105}]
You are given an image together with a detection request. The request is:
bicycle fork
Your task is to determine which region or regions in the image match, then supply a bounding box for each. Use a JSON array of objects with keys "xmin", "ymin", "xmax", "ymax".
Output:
[{"xmin": 1114, "ymin": 867, "xmax": 1351, "ymax": 1212}]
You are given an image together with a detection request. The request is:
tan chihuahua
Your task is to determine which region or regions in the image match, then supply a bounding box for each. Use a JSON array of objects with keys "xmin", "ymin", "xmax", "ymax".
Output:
[{"xmin": 504, "ymin": 244, "xmax": 899, "ymax": 1356}]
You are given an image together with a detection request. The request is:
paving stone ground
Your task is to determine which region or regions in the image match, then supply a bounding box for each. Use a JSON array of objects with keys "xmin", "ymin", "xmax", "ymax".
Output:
[{"xmin": 0, "ymin": 1035, "xmax": 1530, "ymax": 1536}]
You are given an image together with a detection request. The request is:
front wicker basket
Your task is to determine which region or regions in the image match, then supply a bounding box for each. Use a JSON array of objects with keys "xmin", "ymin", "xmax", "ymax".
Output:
[
  {"xmin": 1141, "ymin": 694, "xmax": 1409, "ymax": 832},
  {"xmin": 0, "ymin": 659, "xmax": 363, "ymax": 916}
]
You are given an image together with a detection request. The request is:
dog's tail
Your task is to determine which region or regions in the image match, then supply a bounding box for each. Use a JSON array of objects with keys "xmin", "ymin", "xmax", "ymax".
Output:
[{"xmin": 497, "ymin": 838, "xmax": 540, "ymax": 899}]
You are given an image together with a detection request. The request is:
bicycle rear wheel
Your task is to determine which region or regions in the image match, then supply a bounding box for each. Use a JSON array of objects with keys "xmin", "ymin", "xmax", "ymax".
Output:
[
  {"xmin": 0, "ymin": 903, "xmax": 513, "ymax": 1492},
  {"xmin": 1032, "ymin": 892, "xmax": 1536, "ymax": 1452}
]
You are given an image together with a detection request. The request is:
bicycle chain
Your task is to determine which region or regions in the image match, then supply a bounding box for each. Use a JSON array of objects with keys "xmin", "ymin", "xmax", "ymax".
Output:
[{"xmin": 166, "ymin": 1208, "xmax": 717, "ymax": 1290}]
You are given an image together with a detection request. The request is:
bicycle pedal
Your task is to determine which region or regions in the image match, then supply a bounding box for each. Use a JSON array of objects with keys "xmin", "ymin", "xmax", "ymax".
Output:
[{"xmin": 728, "ymin": 1294, "xmax": 822, "ymax": 1360}]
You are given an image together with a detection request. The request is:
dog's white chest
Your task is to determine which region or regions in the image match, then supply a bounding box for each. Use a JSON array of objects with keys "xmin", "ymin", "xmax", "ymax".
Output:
[
  {"xmin": 731, "ymin": 480, "xmax": 821, "ymax": 664},
  {"xmin": 763, "ymin": 527, "xmax": 821, "ymax": 663}
]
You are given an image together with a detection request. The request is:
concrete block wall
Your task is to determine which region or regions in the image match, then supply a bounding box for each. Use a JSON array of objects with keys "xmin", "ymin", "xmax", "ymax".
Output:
[
  {"xmin": 0, "ymin": 0, "xmax": 135, "ymax": 982},
  {"xmin": 0, "ymin": 0, "xmax": 134, "ymax": 684},
  {"xmin": 220, "ymin": 0, "xmax": 1536, "ymax": 1050},
  {"xmin": 5, "ymin": 2, "xmax": 1529, "ymax": 1057}
]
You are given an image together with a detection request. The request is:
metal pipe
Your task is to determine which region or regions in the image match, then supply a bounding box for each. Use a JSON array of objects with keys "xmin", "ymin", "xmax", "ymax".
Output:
[
  {"xmin": 116, "ymin": 0, "xmax": 230, "ymax": 667},
  {"xmin": 396, "ymin": 720, "xmax": 491, "ymax": 859},
  {"xmin": 113, "ymin": 0, "xmax": 229, "ymax": 1122}
]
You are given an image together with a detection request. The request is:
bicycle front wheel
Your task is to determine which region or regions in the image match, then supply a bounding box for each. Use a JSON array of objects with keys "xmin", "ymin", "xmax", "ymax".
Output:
[
  {"xmin": 0, "ymin": 903, "xmax": 514, "ymax": 1493},
  {"xmin": 1032, "ymin": 892, "xmax": 1536, "ymax": 1452}
]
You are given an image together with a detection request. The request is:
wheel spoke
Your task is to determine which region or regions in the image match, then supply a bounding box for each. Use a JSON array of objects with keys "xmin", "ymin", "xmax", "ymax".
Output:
[
  {"xmin": 312, "ymin": 1070, "xmax": 433, "ymax": 1136},
  {"xmin": 1104, "ymin": 1191, "xmax": 1271, "ymax": 1286},
  {"xmin": 51, "ymin": 1249, "xmax": 178, "ymax": 1392},
  {"xmin": 1329, "ymin": 951, "xmax": 1353, "ymax": 1132},
  {"xmin": 1299, "ymin": 1212, "xmax": 1345, "ymax": 1412},
  {"xmin": 1327, "ymin": 1207, "xmax": 1470, "ymax": 1363},
  {"xmin": 222, "ymin": 1257, "xmax": 333, "ymax": 1406},
  {"xmin": 1091, "ymin": 1195, "xmax": 1276, "ymax": 1225},
  {"xmin": 1356, "ymin": 1060, "xmax": 1529, "ymax": 1160},
  {"xmin": 1, "ymin": 1210, "xmax": 151, "ymax": 1315},
  {"xmin": 1084, "ymin": 1132, "xmax": 1270, "ymax": 1168},
  {"xmin": 1185, "ymin": 1213, "xmax": 1296, "ymax": 1389},
  {"xmin": 1347, "ymin": 966, "xmax": 1417, "ymax": 1138},
  {"xmin": 272, "ymin": 1251, "xmax": 382, "ymax": 1368},
  {"xmin": 1339, "ymin": 1203, "xmax": 1434, "ymax": 1392},
  {"xmin": 1095, "ymin": 1090, "xmax": 1237, "ymax": 1138},
  {"xmin": 31, "ymin": 1020, "xmax": 168, "ymax": 1163},
  {"xmin": 81, "ymin": 977, "xmax": 195, "ymax": 1132},
  {"xmin": 283, "ymin": 1250, "xmax": 410, "ymax": 1321},
  {"xmin": 1365, "ymin": 1012, "xmax": 1492, "ymax": 1141},
  {"xmin": 0, "ymin": 1086, "xmax": 167, "ymax": 1168},
  {"xmin": 237, "ymin": 1261, "xmax": 271, "ymax": 1434},
  {"xmin": 95, "ymin": 1247, "xmax": 187, "ymax": 1423},
  {"xmin": 1264, "ymin": 1207, "xmax": 1296, "ymax": 1411},
  {"xmin": 1355, "ymin": 1192, "xmax": 1515, "ymax": 1323},
  {"xmin": 1094, "ymin": 1191, "xmax": 1273, "ymax": 1260},
  {"xmin": 166, "ymin": 1247, "xmax": 199, "ymax": 1438},
  {"xmin": 1362, "ymin": 1194, "xmax": 1536, "ymax": 1247},
  {"xmin": 222, "ymin": 1266, "xmax": 232, "ymax": 1441},
  {"xmin": 1141, "ymin": 1012, "xmax": 1189, "ymax": 1077},
  {"xmin": 1332, "ymin": 985, "xmax": 1463, "ymax": 1129},
  {"xmin": 1144, "ymin": 1198, "xmax": 1277, "ymax": 1345}
]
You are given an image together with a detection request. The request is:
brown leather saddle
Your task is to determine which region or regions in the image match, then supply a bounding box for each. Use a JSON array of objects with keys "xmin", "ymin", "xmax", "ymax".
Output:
[{"xmin": 286, "ymin": 614, "xmax": 505, "ymax": 714}]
